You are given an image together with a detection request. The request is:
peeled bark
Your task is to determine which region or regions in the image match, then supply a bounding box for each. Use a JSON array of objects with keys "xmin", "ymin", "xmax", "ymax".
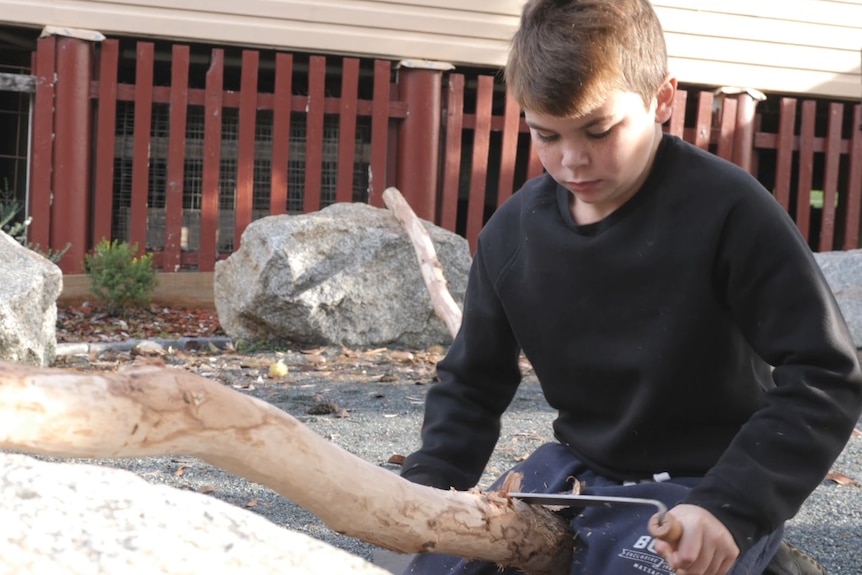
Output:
[
  {"xmin": 0, "ymin": 360, "xmax": 573, "ymax": 575},
  {"xmin": 383, "ymin": 187, "xmax": 463, "ymax": 338}
]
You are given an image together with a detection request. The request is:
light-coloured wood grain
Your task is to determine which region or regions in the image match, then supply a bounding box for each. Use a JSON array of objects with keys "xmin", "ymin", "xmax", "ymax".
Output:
[{"xmin": 0, "ymin": 360, "xmax": 573, "ymax": 575}]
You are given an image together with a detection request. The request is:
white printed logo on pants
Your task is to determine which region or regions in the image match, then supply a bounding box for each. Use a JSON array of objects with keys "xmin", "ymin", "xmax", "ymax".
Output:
[{"xmin": 617, "ymin": 535, "xmax": 674, "ymax": 575}]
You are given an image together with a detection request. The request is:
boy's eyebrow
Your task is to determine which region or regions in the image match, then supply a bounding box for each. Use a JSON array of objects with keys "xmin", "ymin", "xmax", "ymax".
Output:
[{"xmin": 525, "ymin": 114, "xmax": 614, "ymax": 132}]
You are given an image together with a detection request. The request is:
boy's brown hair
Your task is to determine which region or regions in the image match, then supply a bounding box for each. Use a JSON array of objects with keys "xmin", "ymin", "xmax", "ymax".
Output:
[{"xmin": 506, "ymin": 0, "xmax": 668, "ymax": 117}]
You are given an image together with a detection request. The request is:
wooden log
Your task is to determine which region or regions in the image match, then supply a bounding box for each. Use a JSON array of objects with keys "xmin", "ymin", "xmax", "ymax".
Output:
[
  {"xmin": 383, "ymin": 186, "xmax": 463, "ymax": 338},
  {"xmin": 0, "ymin": 360, "xmax": 573, "ymax": 575}
]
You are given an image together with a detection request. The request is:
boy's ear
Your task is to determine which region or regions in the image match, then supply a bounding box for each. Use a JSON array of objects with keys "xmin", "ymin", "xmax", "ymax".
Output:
[{"xmin": 654, "ymin": 76, "xmax": 678, "ymax": 124}]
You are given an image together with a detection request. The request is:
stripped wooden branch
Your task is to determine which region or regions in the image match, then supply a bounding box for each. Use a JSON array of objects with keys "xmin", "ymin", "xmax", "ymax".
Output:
[
  {"xmin": 383, "ymin": 187, "xmax": 463, "ymax": 338},
  {"xmin": 0, "ymin": 360, "xmax": 572, "ymax": 575}
]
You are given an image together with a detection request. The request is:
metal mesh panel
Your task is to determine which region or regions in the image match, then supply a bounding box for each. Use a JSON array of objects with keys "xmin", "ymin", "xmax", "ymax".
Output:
[
  {"xmin": 184, "ymin": 106, "xmax": 205, "ymax": 210},
  {"xmin": 254, "ymin": 110, "xmax": 275, "ymax": 212},
  {"xmin": 0, "ymin": 62, "xmax": 30, "ymax": 213},
  {"xmin": 284, "ymin": 114, "xmax": 372, "ymax": 212},
  {"xmin": 110, "ymin": 101, "xmax": 135, "ymax": 241},
  {"xmin": 148, "ymin": 103, "xmax": 168, "ymax": 210},
  {"xmin": 218, "ymin": 107, "xmax": 238, "ymax": 212},
  {"xmin": 111, "ymin": 98, "xmax": 372, "ymax": 254}
]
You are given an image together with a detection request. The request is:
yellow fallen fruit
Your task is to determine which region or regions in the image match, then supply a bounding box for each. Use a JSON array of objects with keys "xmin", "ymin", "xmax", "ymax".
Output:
[{"xmin": 268, "ymin": 360, "xmax": 288, "ymax": 378}]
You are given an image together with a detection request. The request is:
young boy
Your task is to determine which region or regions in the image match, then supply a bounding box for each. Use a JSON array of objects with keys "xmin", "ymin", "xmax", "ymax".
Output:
[{"xmin": 399, "ymin": 1, "xmax": 862, "ymax": 574}]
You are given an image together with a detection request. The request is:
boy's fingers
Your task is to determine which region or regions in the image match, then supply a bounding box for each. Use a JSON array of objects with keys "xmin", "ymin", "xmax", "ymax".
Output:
[
  {"xmin": 654, "ymin": 504, "xmax": 741, "ymax": 575},
  {"xmin": 667, "ymin": 535, "xmax": 737, "ymax": 575},
  {"xmin": 648, "ymin": 511, "xmax": 683, "ymax": 547},
  {"xmin": 668, "ymin": 531, "xmax": 703, "ymax": 571}
]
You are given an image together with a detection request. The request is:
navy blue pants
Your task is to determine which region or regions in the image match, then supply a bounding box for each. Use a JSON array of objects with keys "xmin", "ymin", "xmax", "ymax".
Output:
[{"xmin": 403, "ymin": 443, "xmax": 783, "ymax": 575}]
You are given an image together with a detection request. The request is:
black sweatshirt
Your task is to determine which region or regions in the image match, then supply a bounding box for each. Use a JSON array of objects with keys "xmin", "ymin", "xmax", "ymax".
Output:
[{"xmin": 401, "ymin": 134, "xmax": 862, "ymax": 552}]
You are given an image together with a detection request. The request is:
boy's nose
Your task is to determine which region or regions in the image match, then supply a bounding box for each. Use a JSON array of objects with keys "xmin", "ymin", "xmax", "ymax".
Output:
[{"xmin": 561, "ymin": 146, "xmax": 589, "ymax": 170}]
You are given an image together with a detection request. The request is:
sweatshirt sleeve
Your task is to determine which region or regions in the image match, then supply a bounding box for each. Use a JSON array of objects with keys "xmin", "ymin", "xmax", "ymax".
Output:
[
  {"xmin": 683, "ymin": 186, "xmax": 862, "ymax": 551},
  {"xmin": 400, "ymin": 237, "xmax": 523, "ymax": 490}
]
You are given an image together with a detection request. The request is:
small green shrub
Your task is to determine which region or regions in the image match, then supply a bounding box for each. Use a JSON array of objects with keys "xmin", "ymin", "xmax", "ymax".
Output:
[
  {"xmin": 84, "ymin": 239, "xmax": 157, "ymax": 315},
  {"xmin": 0, "ymin": 185, "xmax": 26, "ymax": 243}
]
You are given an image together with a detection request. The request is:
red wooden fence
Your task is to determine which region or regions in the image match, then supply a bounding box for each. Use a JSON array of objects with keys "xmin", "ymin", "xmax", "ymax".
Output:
[
  {"xmin": 441, "ymin": 77, "xmax": 862, "ymax": 252},
  {"xmin": 26, "ymin": 37, "xmax": 862, "ymax": 273},
  {"xmin": 85, "ymin": 40, "xmax": 402, "ymax": 272}
]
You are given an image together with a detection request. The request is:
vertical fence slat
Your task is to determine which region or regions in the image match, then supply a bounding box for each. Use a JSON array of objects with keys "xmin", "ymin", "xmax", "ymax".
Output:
[
  {"xmin": 52, "ymin": 37, "xmax": 93, "ymax": 272},
  {"xmin": 270, "ymin": 53, "xmax": 292, "ymax": 215},
  {"xmin": 819, "ymin": 103, "xmax": 843, "ymax": 252},
  {"xmin": 199, "ymin": 49, "xmax": 224, "ymax": 272},
  {"xmin": 387, "ymin": 82, "xmax": 400, "ymax": 195},
  {"xmin": 336, "ymin": 58, "xmax": 359, "ymax": 204},
  {"xmin": 29, "ymin": 36, "xmax": 55, "ymax": 250},
  {"xmin": 716, "ymin": 97, "xmax": 737, "ymax": 161},
  {"xmin": 130, "ymin": 42, "xmax": 154, "ymax": 254},
  {"xmin": 666, "ymin": 89, "xmax": 686, "ymax": 138},
  {"xmin": 466, "ymin": 75, "xmax": 494, "ymax": 252},
  {"xmin": 439, "ymin": 73, "xmax": 464, "ymax": 232},
  {"xmin": 395, "ymin": 67, "xmax": 442, "ymax": 220},
  {"xmin": 749, "ymin": 113, "xmax": 762, "ymax": 178},
  {"xmin": 773, "ymin": 98, "xmax": 797, "ymax": 211},
  {"xmin": 733, "ymin": 94, "xmax": 758, "ymax": 174},
  {"xmin": 796, "ymin": 101, "xmax": 817, "ymax": 242},
  {"xmin": 497, "ymin": 95, "xmax": 521, "ymax": 208},
  {"xmin": 845, "ymin": 105, "xmax": 862, "ymax": 250},
  {"xmin": 368, "ymin": 60, "xmax": 391, "ymax": 207},
  {"xmin": 303, "ymin": 56, "xmax": 325, "ymax": 213},
  {"xmin": 234, "ymin": 50, "xmax": 259, "ymax": 249},
  {"xmin": 694, "ymin": 91, "xmax": 713, "ymax": 149},
  {"xmin": 92, "ymin": 39, "xmax": 119, "ymax": 245},
  {"xmin": 163, "ymin": 44, "xmax": 189, "ymax": 272}
]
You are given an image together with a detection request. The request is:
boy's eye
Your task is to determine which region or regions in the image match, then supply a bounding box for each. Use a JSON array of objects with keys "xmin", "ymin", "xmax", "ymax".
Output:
[
  {"xmin": 586, "ymin": 127, "xmax": 613, "ymax": 140},
  {"xmin": 533, "ymin": 131, "xmax": 558, "ymax": 143}
]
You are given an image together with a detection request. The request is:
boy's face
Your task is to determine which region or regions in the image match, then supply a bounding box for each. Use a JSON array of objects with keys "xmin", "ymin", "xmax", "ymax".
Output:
[{"xmin": 524, "ymin": 79, "xmax": 676, "ymax": 224}]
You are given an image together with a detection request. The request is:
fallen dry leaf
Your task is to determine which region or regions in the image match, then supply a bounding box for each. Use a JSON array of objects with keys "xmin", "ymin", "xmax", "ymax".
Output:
[
  {"xmin": 826, "ymin": 471, "xmax": 860, "ymax": 487},
  {"xmin": 304, "ymin": 354, "xmax": 327, "ymax": 366},
  {"xmin": 198, "ymin": 485, "xmax": 217, "ymax": 494},
  {"xmin": 389, "ymin": 350, "xmax": 415, "ymax": 363},
  {"xmin": 245, "ymin": 499, "xmax": 258, "ymax": 508},
  {"xmin": 131, "ymin": 340, "xmax": 168, "ymax": 357},
  {"xmin": 174, "ymin": 465, "xmax": 186, "ymax": 477},
  {"xmin": 387, "ymin": 454, "xmax": 406, "ymax": 465},
  {"xmin": 239, "ymin": 357, "xmax": 271, "ymax": 369}
]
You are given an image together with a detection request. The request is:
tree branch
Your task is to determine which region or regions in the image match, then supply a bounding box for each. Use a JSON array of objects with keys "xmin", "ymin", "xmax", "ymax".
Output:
[
  {"xmin": 0, "ymin": 360, "xmax": 572, "ymax": 575},
  {"xmin": 383, "ymin": 187, "xmax": 463, "ymax": 338}
]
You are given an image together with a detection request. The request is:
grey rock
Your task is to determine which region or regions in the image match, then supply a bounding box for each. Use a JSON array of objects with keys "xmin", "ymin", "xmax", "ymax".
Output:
[
  {"xmin": 0, "ymin": 230, "xmax": 62, "ymax": 366},
  {"xmin": 214, "ymin": 203, "xmax": 470, "ymax": 348},
  {"xmin": 0, "ymin": 453, "xmax": 389, "ymax": 575},
  {"xmin": 814, "ymin": 249, "xmax": 862, "ymax": 347}
]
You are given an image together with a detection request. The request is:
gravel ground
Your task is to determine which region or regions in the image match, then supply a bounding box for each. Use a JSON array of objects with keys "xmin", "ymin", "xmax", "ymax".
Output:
[{"xmin": 46, "ymin": 345, "xmax": 862, "ymax": 573}]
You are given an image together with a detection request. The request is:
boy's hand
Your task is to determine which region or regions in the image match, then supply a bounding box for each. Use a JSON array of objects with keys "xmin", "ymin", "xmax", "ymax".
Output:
[{"xmin": 653, "ymin": 504, "xmax": 739, "ymax": 575}]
